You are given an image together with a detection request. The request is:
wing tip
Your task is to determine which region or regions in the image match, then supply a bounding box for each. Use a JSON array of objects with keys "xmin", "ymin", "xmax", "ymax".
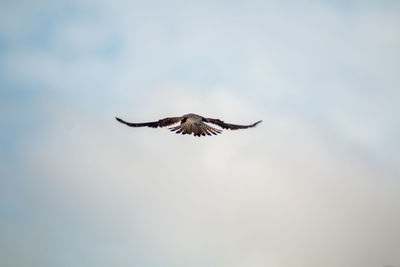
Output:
[{"xmin": 251, "ymin": 120, "xmax": 262, "ymax": 127}]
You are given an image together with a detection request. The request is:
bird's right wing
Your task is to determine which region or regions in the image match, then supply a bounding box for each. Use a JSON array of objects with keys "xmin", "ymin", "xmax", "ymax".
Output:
[
  {"xmin": 115, "ymin": 116, "xmax": 183, "ymax": 128},
  {"xmin": 204, "ymin": 118, "xmax": 262, "ymax": 130}
]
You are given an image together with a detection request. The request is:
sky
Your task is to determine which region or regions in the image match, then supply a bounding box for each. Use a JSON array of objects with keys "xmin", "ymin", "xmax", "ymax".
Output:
[{"xmin": 1, "ymin": 0, "xmax": 400, "ymax": 267}]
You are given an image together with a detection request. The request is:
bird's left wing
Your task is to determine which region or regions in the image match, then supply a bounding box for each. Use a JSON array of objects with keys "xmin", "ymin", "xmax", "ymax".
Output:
[
  {"xmin": 203, "ymin": 117, "xmax": 262, "ymax": 130},
  {"xmin": 115, "ymin": 116, "xmax": 183, "ymax": 128}
]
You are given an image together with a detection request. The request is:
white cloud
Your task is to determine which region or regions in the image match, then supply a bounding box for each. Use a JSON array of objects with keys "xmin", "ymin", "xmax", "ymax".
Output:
[{"xmin": 1, "ymin": 90, "xmax": 396, "ymax": 267}]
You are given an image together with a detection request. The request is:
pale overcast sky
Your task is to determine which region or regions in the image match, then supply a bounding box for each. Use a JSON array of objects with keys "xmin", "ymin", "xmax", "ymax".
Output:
[{"xmin": 1, "ymin": 1, "xmax": 400, "ymax": 267}]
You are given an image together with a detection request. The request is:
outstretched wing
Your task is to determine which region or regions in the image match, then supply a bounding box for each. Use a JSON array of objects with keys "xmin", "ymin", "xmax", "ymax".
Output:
[
  {"xmin": 115, "ymin": 116, "xmax": 183, "ymax": 128},
  {"xmin": 204, "ymin": 118, "xmax": 262, "ymax": 130}
]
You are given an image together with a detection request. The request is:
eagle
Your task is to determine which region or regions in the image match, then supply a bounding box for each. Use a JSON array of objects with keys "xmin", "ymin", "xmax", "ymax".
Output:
[{"xmin": 115, "ymin": 113, "xmax": 261, "ymax": 137}]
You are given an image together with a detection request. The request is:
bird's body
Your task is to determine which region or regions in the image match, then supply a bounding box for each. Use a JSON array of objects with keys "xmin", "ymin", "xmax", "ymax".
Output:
[
  {"xmin": 184, "ymin": 113, "xmax": 202, "ymax": 125},
  {"xmin": 116, "ymin": 113, "xmax": 261, "ymax": 137}
]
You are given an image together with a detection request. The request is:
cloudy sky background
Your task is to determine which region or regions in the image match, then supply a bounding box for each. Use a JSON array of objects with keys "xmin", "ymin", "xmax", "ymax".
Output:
[{"xmin": 1, "ymin": 0, "xmax": 400, "ymax": 266}]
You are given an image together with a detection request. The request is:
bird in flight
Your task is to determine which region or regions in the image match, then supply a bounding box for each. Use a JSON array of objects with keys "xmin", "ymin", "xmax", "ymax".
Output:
[{"xmin": 116, "ymin": 113, "xmax": 262, "ymax": 137}]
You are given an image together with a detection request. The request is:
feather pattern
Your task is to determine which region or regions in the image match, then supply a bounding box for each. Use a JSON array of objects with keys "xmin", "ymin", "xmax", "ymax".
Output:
[
  {"xmin": 116, "ymin": 113, "xmax": 261, "ymax": 137},
  {"xmin": 204, "ymin": 118, "xmax": 262, "ymax": 130}
]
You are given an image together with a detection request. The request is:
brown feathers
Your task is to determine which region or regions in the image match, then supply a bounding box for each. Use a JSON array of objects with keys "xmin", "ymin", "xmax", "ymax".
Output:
[
  {"xmin": 168, "ymin": 120, "xmax": 222, "ymax": 137},
  {"xmin": 204, "ymin": 118, "xmax": 262, "ymax": 130},
  {"xmin": 115, "ymin": 113, "xmax": 261, "ymax": 137},
  {"xmin": 115, "ymin": 117, "xmax": 182, "ymax": 128}
]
